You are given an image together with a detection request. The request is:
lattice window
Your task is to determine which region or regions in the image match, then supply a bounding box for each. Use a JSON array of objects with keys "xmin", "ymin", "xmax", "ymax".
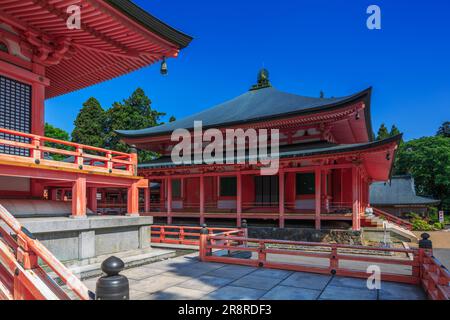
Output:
[{"xmin": 0, "ymin": 75, "xmax": 32, "ymax": 156}]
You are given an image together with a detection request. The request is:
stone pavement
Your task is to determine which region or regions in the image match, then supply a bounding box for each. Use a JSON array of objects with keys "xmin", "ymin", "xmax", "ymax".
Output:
[{"xmin": 83, "ymin": 252, "xmax": 427, "ymax": 300}]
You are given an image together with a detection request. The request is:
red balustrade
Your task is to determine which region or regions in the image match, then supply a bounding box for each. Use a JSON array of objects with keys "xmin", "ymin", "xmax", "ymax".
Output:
[
  {"xmin": 0, "ymin": 204, "xmax": 91, "ymax": 300},
  {"xmin": 199, "ymin": 231, "xmax": 449, "ymax": 300},
  {"xmin": 0, "ymin": 127, "xmax": 137, "ymax": 176},
  {"xmin": 373, "ymin": 207, "xmax": 413, "ymax": 230}
]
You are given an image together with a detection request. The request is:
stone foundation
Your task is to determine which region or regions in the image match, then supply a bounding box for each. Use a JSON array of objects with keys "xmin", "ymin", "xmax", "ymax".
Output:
[
  {"xmin": 0, "ymin": 216, "xmax": 154, "ymax": 262},
  {"xmin": 248, "ymin": 227, "xmax": 363, "ymax": 245}
]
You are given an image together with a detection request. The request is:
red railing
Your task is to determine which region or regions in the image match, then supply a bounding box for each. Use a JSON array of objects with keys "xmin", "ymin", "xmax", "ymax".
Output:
[
  {"xmin": 421, "ymin": 254, "xmax": 450, "ymax": 300},
  {"xmin": 151, "ymin": 225, "xmax": 244, "ymax": 246},
  {"xmin": 199, "ymin": 232, "xmax": 449, "ymax": 300},
  {"xmin": 0, "ymin": 204, "xmax": 91, "ymax": 300},
  {"xmin": 372, "ymin": 207, "xmax": 413, "ymax": 230},
  {"xmin": 0, "ymin": 127, "xmax": 136, "ymax": 176}
]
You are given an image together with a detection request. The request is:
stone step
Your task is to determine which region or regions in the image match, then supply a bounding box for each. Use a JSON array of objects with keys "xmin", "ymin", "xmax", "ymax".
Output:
[{"xmin": 49, "ymin": 247, "xmax": 176, "ymax": 282}]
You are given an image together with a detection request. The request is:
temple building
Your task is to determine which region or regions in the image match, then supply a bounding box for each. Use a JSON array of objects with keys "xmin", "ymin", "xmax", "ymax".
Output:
[
  {"xmin": 0, "ymin": 1, "xmax": 192, "ymax": 262},
  {"xmin": 370, "ymin": 175, "xmax": 440, "ymax": 218},
  {"xmin": 118, "ymin": 69, "xmax": 402, "ymax": 231}
]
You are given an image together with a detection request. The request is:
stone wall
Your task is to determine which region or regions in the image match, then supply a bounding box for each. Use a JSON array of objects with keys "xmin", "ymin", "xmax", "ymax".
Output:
[
  {"xmin": 248, "ymin": 227, "xmax": 363, "ymax": 245},
  {"xmin": 1, "ymin": 216, "xmax": 153, "ymax": 263}
]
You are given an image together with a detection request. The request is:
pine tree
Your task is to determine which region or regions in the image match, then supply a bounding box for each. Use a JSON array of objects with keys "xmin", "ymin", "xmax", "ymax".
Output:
[
  {"xmin": 71, "ymin": 97, "xmax": 107, "ymax": 148},
  {"xmin": 376, "ymin": 123, "xmax": 390, "ymax": 140},
  {"xmin": 437, "ymin": 121, "xmax": 450, "ymax": 137},
  {"xmin": 106, "ymin": 88, "xmax": 165, "ymax": 162}
]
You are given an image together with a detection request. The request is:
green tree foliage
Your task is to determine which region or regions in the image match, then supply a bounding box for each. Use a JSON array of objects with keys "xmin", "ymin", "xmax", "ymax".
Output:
[
  {"xmin": 106, "ymin": 88, "xmax": 165, "ymax": 162},
  {"xmin": 395, "ymin": 136, "xmax": 450, "ymax": 205},
  {"xmin": 71, "ymin": 97, "xmax": 107, "ymax": 149},
  {"xmin": 376, "ymin": 123, "xmax": 390, "ymax": 140},
  {"xmin": 437, "ymin": 121, "xmax": 450, "ymax": 137},
  {"xmin": 44, "ymin": 123, "xmax": 71, "ymax": 161},
  {"xmin": 169, "ymin": 116, "xmax": 176, "ymax": 122}
]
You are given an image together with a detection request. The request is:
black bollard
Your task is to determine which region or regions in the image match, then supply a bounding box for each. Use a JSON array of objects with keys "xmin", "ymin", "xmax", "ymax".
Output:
[
  {"xmin": 96, "ymin": 256, "xmax": 129, "ymax": 300},
  {"xmin": 419, "ymin": 233, "xmax": 433, "ymax": 250}
]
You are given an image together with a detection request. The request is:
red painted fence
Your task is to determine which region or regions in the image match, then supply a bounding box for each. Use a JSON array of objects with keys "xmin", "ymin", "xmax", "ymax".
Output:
[
  {"xmin": 199, "ymin": 231, "xmax": 449, "ymax": 300},
  {"xmin": 0, "ymin": 204, "xmax": 91, "ymax": 300},
  {"xmin": 0, "ymin": 127, "xmax": 136, "ymax": 176},
  {"xmin": 151, "ymin": 225, "xmax": 243, "ymax": 246},
  {"xmin": 372, "ymin": 207, "xmax": 413, "ymax": 230}
]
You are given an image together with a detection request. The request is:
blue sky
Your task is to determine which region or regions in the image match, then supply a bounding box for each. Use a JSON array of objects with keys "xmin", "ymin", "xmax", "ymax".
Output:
[{"xmin": 45, "ymin": 0, "xmax": 450, "ymax": 141}]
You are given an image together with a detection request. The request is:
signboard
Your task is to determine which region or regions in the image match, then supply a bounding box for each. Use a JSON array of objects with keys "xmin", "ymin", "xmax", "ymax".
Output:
[{"xmin": 439, "ymin": 211, "xmax": 445, "ymax": 224}]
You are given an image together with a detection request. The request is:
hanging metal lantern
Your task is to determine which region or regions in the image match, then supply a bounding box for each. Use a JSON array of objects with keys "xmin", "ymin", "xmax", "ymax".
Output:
[{"xmin": 160, "ymin": 57, "xmax": 168, "ymax": 75}]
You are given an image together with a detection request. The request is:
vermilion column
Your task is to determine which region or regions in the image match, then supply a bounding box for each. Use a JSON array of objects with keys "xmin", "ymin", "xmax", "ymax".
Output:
[
  {"xmin": 352, "ymin": 166, "xmax": 361, "ymax": 230},
  {"xmin": 87, "ymin": 187, "xmax": 98, "ymax": 214},
  {"xmin": 167, "ymin": 178, "xmax": 173, "ymax": 224},
  {"xmin": 236, "ymin": 173, "xmax": 242, "ymax": 227},
  {"xmin": 49, "ymin": 189, "xmax": 58, "ymax": 201},
  {"xmin": 127, "ymin": 182, "xmax": 139, "ymax": 216},
  {"xmin": 322, "ymin": 171, "xmax": 328, "ymax": 213},
  {"xmin": 144, "ymin": 187, "xmax": 150, "ymax": 213},
  {"xmin": 200, "ymin": 176, "xmax": 205, "ymax": 225},
  {"xmin": 71, "ymin": 177, "xmax": 87, "ymax": 218},
  {"xmin": 279, "ymin": 171, "xmax": 285, "ymax": 228},
  {"xmin": 315, "ymin": 168, "xmax": 322, "ymax": 230}
]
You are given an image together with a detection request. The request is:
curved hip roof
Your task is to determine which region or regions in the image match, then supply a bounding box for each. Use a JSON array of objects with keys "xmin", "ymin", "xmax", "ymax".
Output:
[
  {"xmin": 370, "ymin": 175, "xmax": 440, "ymax": 205},
  {"xmin": 117, "ymin": 86, "xmax": 372, "ymax": 139}
]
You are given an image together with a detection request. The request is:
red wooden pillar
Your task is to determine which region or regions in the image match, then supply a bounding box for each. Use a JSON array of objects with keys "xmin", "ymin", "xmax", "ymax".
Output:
[
  {"xmin": 167, "ymin": 178, "xmax": 173, "ymax": 224},
  {"xmin": 236, "ymin": 173, "xmax": 242, "ymax": 227},
  {"xmin": 30, "ymin": 64, "xmax": 46, "ymax": 200},
  {"xmin": 71, "ymin": 177, "xmax": 87, "ymax": 218},
  {"xmin": 321, "ymin": 170, "xmax": 329, "ymax": 213},
  {"xmin": 352, "ymin": 166, "xmax": 361, "ymax": 230},
  {"xmin": 144, "ymin": 186, "xmax": 150, "ymax": 213},
  {"xmin": 49, "ymin": 189, "xmax": 58, "ymax": 201},
  {"xmin": 127, "ymin": 182, "xmax": 139, "ymax": 216},
  {"xmin": 279, "ymin": 170, "xmax": 285, "ymax": 228},
  {"xmin": 87, "ymin": 187, "xmax": 98, "ymax": 214},
  {"xmin": 315, "ymin": 168, "xmax": 322, "ymax": 230},
  {"xmin": 200, "ymin": 175, "xmax": 205, "ymax": 225}
]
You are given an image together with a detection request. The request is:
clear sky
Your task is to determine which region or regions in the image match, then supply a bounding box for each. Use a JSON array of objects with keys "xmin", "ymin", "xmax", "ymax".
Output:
[{"xmin": 45, "ymin": 0, "xmax": 450, "ymax": 141}]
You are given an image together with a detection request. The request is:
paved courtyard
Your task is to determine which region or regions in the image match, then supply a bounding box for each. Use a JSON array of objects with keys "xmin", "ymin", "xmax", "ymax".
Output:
[{"xmin": 83, "ymin": 253, "xmax": 427, "ymax": 300}]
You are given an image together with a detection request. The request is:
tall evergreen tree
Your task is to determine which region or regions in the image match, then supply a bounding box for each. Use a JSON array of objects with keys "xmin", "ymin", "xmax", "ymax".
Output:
[
  {"xmin": 71, "ymin": 97, "xmax": 107, "ymax": 148},
  {"xmin": 437, "ymin": 121, "xmax": 450, "ymax": 137},
  {"xmin": 376, "ymin": 123, "xmax": 390, "ymax": 140},
  {"xmin": 106, "ymin": 88, "xmax": 165, "ymax": 162}
]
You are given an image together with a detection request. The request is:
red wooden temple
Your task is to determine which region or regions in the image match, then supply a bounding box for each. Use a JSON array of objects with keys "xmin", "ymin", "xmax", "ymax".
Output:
[
  {"xmin": 118, "ymin": 70, "xmax": 402, "ymax": 231},
  {"xmin": 0, "ymin": 0, "xmax": 192, "ymax": 217}
]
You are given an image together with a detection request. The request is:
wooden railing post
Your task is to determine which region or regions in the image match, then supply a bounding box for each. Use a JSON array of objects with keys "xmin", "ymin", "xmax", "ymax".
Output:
[
  {"xmin": 106, "ymin": 151, "xmax": 113, "ymax": 173},
  {"xmin": 76, "ymin": 146, "xmax": 84, "ymax": 169},
  {"xmin": 330, "ymin": 246, "xmax": 338, "ymax": 275},
  {"xmin": 258, "ymin": 241, "xmax": 266, "ymax": 268},
  {"xmin": 32, "ymin": 137, "xmax": 41, "ymax": 163},
  {"xmin": 199, "ymin": 224, "xmax": 209, "ymax": 262}
]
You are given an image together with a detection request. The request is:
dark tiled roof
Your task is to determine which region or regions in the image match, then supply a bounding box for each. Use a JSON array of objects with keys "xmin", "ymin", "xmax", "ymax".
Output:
[
  {"xmin": 106, "ymin": 0, "xmax": 193, "ymax": 48},
  {"xmin": 370, "ymin": 175, "xmax": 440, "ymax": 206},
  {"xmin": 139, "ymin": 135, "xmax": 401, "ymax": 169},
  {"xmin": 117, "ymin": 87, "xmax": 372, "ymax": 139}
]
